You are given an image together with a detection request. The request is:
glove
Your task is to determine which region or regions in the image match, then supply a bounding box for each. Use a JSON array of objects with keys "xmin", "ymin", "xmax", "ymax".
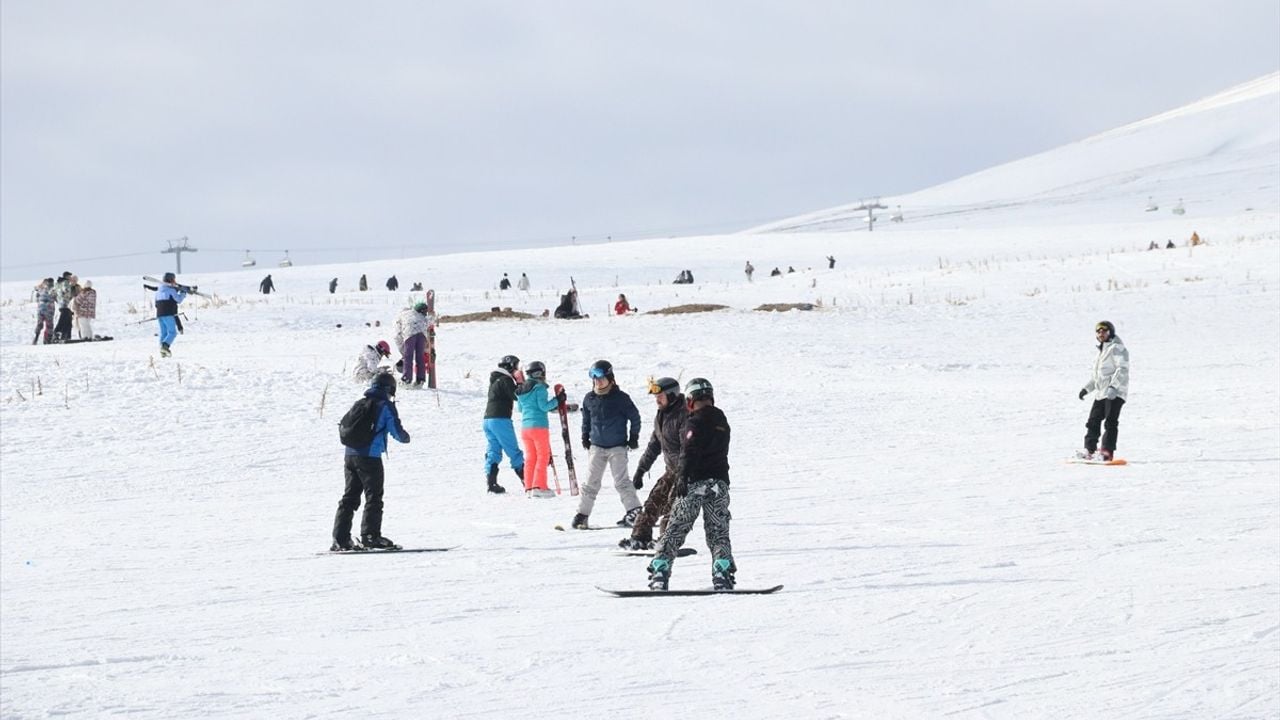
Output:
[
  {"xmin": 632, "ymin": 469, "xmax": 644, "ymax": 490},
  {"xmin": 401, "ymin": 430, "xmax": 411, "ymax": 443},
  {"xmin": 674, "ymin": 476, "xmax": 689, "ymax": 498},
  {"xmin": 1078, "ymin": 388, "xmax": 1088, "ymax": 401},
  {"xmin": 627, "ymin": 437, "xmax": 639, "ymax": 450},
  {"xmin": 1105, "ymin": 387, "xmax": 1117, "ymax": 400},
  {"xmin": 581, "ymin": 438, "xmax": 591, "ymax": 450}
]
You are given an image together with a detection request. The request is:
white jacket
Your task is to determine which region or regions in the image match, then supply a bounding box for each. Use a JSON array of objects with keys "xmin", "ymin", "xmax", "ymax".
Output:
[
  {"xmin": 1083, "ymin": 337, "xmax": 1129, "ymax": 401},
  {"xmin": 352, "ymin": 346, "xmax": 383, "ymax": 382},
  {"xmin": 394, "ymin": 308, "xmax": 432, "ymax": 348}
]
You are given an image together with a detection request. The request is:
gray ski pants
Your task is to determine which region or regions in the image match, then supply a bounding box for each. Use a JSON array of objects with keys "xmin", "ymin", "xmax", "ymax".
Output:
[{"xmin": 576, "ymin": 445, "xmax": 640, "ymax": 517}]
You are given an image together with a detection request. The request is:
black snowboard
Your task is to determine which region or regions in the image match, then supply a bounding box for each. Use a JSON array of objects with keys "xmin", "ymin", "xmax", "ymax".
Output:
[
  {"xmin": 597, "ymin": 584, "xmax": 783, "ymax": 597},
  {"xmin": 614, "ymin": 547, "xmax": 698, "ymax": 558},
  {"xmin": 554, "ymin": 524, "xmax": 615, "ymax": 531},
  {"xmin": 320, "ymin": 546, "xmax": 459, "ymax": 556}
]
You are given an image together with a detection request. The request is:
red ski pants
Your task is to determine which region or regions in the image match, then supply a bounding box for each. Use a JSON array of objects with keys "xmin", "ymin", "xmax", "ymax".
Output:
[{"xmin": 520, "ymin": 427, "xmax": 551, "ymax": 490}]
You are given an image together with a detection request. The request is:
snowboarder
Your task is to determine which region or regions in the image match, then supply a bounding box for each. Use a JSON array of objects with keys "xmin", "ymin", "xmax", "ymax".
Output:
[
  {"xmin": 359, "ymin": 274, "xmax": 368, "ymax": 291},
  {"xmin": 71, "ymin": 280, "xmax": 97, "ymax": 340},
  {"xmin": 329, "ymin": 278, "xmax": 338, "ymax": 294},
  {"xmin": 353, "ymin": 340, "xmax": 392, "ymax": 383},
  {"xmin": 499, "ymin": 273, "xmax": 512, "ymax": 290},
  {"xmin": 331, "ymin": 372, "xmax": 410, "ymax": 550},
  {"xmin": 620, "ymin": 376, "xmax": 689, "ymax": 550},
  {"xmin": 647, "ymin": 377, "xmax": 734, "ymax": 591},
  {"xmin": 517, "ymin": 272, "xmax": 530, "ymax": 291},
  {"xmin": 515, "ymin": 360, "xmax": 561, "ymax": 498},
  {"xmin": 386, "ymin": 275, "xmax": 399, "ymax": 292},
  {"xmin": 32, "ymin": 278, "xmax": 55, "ymax": 345},
  {"xmin": 394, "ymin": 302, "xmax": 431, "ymax": 387},
  {"xmin": 154, "ymin": 272, "xmax": 187, "ymax": 357},
  {"xmin": 744, "ymin": 261, "xmax": 754, "ymax": 282},
  {"xmin": 1076, "ymin": 320, "xmax": 1129, "ymax": 461},
  {"xmin": 571, "ymin": 360, "xmax": 642, "ymax": 529},
  {"xmin": 483, "ymin": 355, "xmax": 526, "ymax": 494},
  {"xmin": 259, "ymin": 274, "xmax": 275, "ymax": 294}
]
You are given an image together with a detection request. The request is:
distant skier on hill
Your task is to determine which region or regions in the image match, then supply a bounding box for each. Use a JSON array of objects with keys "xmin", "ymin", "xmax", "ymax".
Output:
[
  {"xmin": 32, "ymin": 278, "xmax": 55, "ymax": 345},
  {"xmin": 499, "ymin": 273, "xmax": 512, "ymax": 290},
  {"xmin": 744, "ymin": 261, "xmax": 754, "ymax": 282},
  {"xmin": 1075, "ymin": 321, "xmax": 1129, "ymax": 461},
  {"xmin": 329, "ymin": 278, "xmax": 338, "ymax": 294},
  {"xmin": 827, "ymin": 255, "xmax": 836, "ymax": 269},
  {"xmin": 259, "ymin": 274, "xmax": 275, "ymax": 294},
  {"xmin": 359, "ymin": 274, "xmax": 368, "ymax": 291},
  {"xmin": 555, "ymin": 289, "xmax": 583, "ymax": 319},
  {"xmin": 386, "ymin": 275, "xmax": 399, "ymax": 291},
  {"xmin": 517, "ymin": 273, "xmax": 530, "ymax": 291}
]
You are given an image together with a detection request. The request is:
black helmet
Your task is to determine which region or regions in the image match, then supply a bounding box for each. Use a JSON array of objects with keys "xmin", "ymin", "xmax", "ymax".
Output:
[
  {"xmin": 499, "ymin": 355, "xmax": 520, "ymax": 372},
  {"xmin": 371, "ymin": 371, "xmax": 397, "ymax": 397},
  {"xmin": 526, "ymin": 361, "xmax": 546, "ymax": 380},
  {"xmin": 589, "ymin": 359, "xmax": 613, "ymax": 381},
  {"xmin": 685, "ymin": 377, "xmax": 713, "ymax": 402},
  {"xmin": 647, "ymin": 376, "xmax": 679, "ymax": 398},
  {"xmin": 163, "ymin": 272, "xmax": 176, "ymax": 283}
]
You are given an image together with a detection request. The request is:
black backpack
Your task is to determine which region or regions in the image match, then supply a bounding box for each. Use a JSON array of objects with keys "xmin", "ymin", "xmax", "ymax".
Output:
[{"xmin": 339, "ymin": 397, "xmax": 383, "ymax": 449}]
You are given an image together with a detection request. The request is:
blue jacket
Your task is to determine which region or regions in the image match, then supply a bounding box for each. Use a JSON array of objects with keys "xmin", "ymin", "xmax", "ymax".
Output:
[
  {"xmin": 581, "ymin": 385, "xmax": 641, "ymax": 449},
  {"xmin": 155, "ymin": 285, "xmax": 187, "ymax": 317},
  {"xmin": 516, "ymin": 379, "xmax": 560, "ymax": 429},
  {"xmin": 344, "ymin": 386, "xmax": 411, "ymax": 458}
]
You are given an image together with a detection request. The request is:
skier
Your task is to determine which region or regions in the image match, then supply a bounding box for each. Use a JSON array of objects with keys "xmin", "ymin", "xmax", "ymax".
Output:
[
  {"xmin": 1076, "ymin": 320, "xmax": 1130, "ymax": 461},
  {"xmin": 517, "ymin": 273, "xmax": 530, "ymax": 291},
  {"xmin": 827, "ymin": 255, "xmax": 836, "ymax": 269},
  {"xmin": 394, "ymin": 302, "xmax": 431, "ymax": 387},
  {"xmin": 359, "ymin": 274, "xmax": 368, "ymax": 291},
  {"xmin": 331, "ymin": 372, "xmax": 411, "ymax": 550},
  {"xmin": 499, "ymin": 273, "xmax": 511, "ymax": 290},
  {"xmin": 329, "ymin": 277, "xmax": 338, "ymax": 294},
  {"xmin": 353, "ymin": 340, "xmax": 392, "ymax": 383},
  {"xmin": 744, "ymin": 261, "xmax": 754, "ymax": 282},
  {"xmin": 571, "ymin": 360, "xmax": 642, "ymax": 529},
  {"xmin": 515, "ymin": 360, "xmax": 561, "ymax": 498},
  {"xmin": 259, "ymin": 274, "xmax": 275, "ymax": 294},
  {"xmin": 386, "ymin": 275, "xmax": 399, "ymax": 291},
  {"xmin": 620, "ymin": 376, "xmax": 689, "ymax": 550},
  {"xmin": 154, "ymin": 272, "xmax": 187, "ymax": 357},
  {"xmin": 647, "ymin": 377, "xmax": 735, "ymax": 591},
  {"xmin": 483, "ymin": 355, "xmax": 526, "ymax": 494},
  {"xmin": 32, "ymin": 278, "xmax": 55, "ymax": 345},
  {"xmin": 72, "ymin": 280, "xmax": 97, "ymax": 340}
]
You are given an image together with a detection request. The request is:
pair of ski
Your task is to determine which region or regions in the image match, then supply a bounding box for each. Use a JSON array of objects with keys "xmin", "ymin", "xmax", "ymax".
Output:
[
  {"xmin": 321, "ymin": 545, "xmax": 458, "ymax": 556},
  {"xmin": 141, "ymin": 275, "xmax": 210, "ymax": 298}
]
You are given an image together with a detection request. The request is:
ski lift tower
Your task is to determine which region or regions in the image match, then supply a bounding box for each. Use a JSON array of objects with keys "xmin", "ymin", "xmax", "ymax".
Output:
[
  {"xmin": 161, "ymin": 236, "xmax": 197, "ymax": 273},
  {"xmin": 853, "ymin": 198, "xmax": 888, "ymax": 231}
]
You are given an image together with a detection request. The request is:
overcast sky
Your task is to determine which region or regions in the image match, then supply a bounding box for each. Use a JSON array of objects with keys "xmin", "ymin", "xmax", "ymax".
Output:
[{"xmin": 2, "ymin": 0, "xmax": 1278, "ymax": 281}]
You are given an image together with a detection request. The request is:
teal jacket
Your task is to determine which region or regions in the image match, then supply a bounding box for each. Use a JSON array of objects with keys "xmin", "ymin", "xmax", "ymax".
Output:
[{"xmin": 515, "ymin": 379, "xmax": 560, "ymax": 429}]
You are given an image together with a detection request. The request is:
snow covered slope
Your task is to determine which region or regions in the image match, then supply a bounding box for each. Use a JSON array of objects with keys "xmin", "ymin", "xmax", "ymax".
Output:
[
  {"xmin": 752, "ymin": 72, "xmax": 1280, "ymax": 233},
  {"xmin": 1, "ymin": 73, "xmax": 1277, "ymax": 719}
]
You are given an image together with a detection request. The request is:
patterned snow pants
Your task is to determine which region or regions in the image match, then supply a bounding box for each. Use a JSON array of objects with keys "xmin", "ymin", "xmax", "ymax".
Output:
[
  {"xmin": 652, "ymin": 478, "xmax": 734, "ymax": 577},
  {"xmin": 630, "ymin": 470, "xmax": 677, "ymax": 543}
]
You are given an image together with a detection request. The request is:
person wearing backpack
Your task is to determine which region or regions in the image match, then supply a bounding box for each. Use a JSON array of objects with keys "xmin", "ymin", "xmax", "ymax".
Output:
[{"xmin": 332, "ymin": 372, "xmax": 411, "ymax": 551}]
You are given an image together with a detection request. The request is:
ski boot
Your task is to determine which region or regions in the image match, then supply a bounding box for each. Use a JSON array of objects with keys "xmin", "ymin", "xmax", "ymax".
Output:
[
  {"xmin": 648, "ymin": 558, "xmax": 671, "ymax": 591},
  {"xmin": 1098, "ymin": 449, "xmax": 1113, "ymax": 461},
  {"xmin": 159, "ymin": 343, "xmax": 172, "ymax": 358},
  {"xmin": 712, "ymin": 558, "xmax": 736, "ymax": 591},
  {"xmin": 571, "ymin": 513, "xmax": 590, "ymax": 530},
  {"xmin": 330, "ymin": 536, "xmax": 362, "ymax": 552},
  {"xmin": 616, "ymin": 506, "xmax": 642, "ymax": 528},
  {"xmin": 359, "ymin": 535, "xmax": 399, "ymax": 550},
  {"xmin": 486, "ymin": 465, "xmax": 506, "ymax": 494}
]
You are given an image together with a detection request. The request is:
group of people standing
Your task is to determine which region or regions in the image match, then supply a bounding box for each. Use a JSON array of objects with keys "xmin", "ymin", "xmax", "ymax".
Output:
[{"xmin": 32, "ymin": 272, "xmax": 98, "ymax": 344}]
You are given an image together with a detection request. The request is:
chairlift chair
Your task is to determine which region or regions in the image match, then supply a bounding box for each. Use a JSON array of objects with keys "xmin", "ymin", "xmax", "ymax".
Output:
[
  {"xmin": 1145, "ymin": 197, "xmax": 1159, "ymax": 212},
  {"xmin": 241, "ymin": 250, "xmax": 257, "ymax": 267},
  {"xmin": 890, "ymin": 205, "xmax": 904, "ymax": 223},
  {"xmin": 278, "ymin": 250, "xmax": 293, "ymax": 268},
  {"xmin": 1171, "ymin": 199, "xmax": 1185, "ymax": 216}
]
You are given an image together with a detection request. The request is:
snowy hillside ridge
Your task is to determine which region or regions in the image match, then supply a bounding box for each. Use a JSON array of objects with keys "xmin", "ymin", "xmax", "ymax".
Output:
[
  {"xmin": 750, "ymin": 72, "xmax": 1280, "ymax": 234},
  {"xmin": 1094, "ymin": 71, "xmax": 1280, "ymax": 139}
]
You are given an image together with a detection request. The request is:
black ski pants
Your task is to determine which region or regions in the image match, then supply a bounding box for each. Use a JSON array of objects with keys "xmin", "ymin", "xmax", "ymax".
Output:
[
  {"xmin": 54, "ymin": 308, "xmax": 74, "ymax": 340},
  {"xmin": 1084, "ymin": 397, "xmax": 1125, "ymax": 453},
  {"xmin": 333, "ymin": 455, "xmax": 386, "ymax": 542}
]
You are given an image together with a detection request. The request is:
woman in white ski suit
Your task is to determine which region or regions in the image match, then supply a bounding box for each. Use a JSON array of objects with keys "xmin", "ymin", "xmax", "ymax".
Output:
[{"xmin": 1077, "ymin": 320, "xmax": 1129, "ymax": 459}]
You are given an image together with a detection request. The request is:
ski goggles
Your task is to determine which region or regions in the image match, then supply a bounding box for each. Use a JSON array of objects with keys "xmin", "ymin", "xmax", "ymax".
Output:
[{"xmin": 589, "ymin": 367, "xmax": 609, "ymax": 379}]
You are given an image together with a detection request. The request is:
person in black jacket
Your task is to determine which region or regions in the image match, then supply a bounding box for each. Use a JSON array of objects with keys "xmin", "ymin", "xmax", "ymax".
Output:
[
  {"xmin": 647, "ymin": 377, "xmax": 734, "ymax": 591},
  {"xmin": 482, "ymin": 355, "xmax": 525, "ymax": 494},
  {"xmin": 386, "ymin": 275, "xmax": 399, "ymax": 291},
  {"xmin": 570, "ymin": 359, "xmax": 642, "ymax": 529},
  {"xmin": 619, "ymin": 377, "xmax": 689, "ymax": 550},
  {"xmin": 259, "ymin": 274, "xmax": 275, "ymax": 294}
]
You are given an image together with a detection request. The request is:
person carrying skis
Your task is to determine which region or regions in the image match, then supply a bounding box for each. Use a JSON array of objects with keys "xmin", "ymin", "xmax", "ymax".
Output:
[
  {"xmin": 570, "ymin": 360, "xmax": 642, "ymax": 529},
  {"xmin": 353, "ymin": 340, "xmax": 392, "ymax": 383},
  {"xmin": 332, "ymin": 372, "xmax": 411, "ymax": 550},
  {"xmin": 647, "ymin": 377, "xmax": 735, "ymax": 591},
  {"xmin": 483, "ymin": 355, "xmax": 526, "ymax": 494},
  {"xmin": 620, "ymin": 376, "xmax": 688, "ymax": 550},
  {"xmin": 259, "ymin": 274, "xmax": 275, "ymax": 294},
  {"xmin": 32, "ymin": 278, "xmax": 56, "ymax": 345},
  {"xmin": 515, "ymin": 360, "xmax": 561, "ymax": 498},
  {"xmin": 154, "ymin": 272, "xmax": 187, "ymax": 357},
  {"xmin": 394, "ymin": 301, "xmax": 432, "ymax": 387},
  {"xmin": 1076, "ymin": 320, "xmax": 1130, "ymax": 461}
]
